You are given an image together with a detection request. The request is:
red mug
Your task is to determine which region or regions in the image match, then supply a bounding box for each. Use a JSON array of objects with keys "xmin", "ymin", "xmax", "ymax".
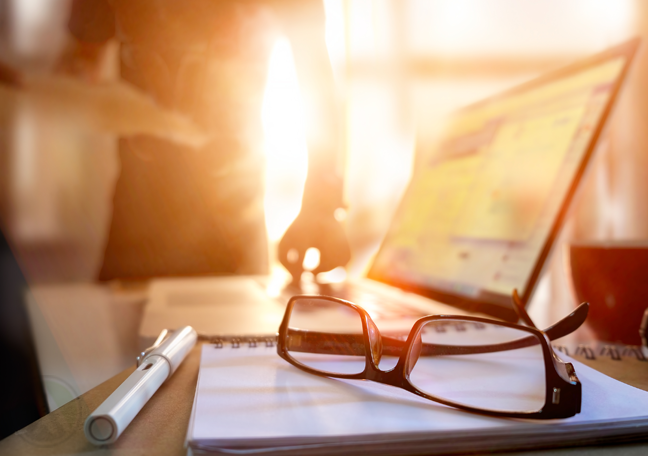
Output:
[{"xmin": 568, "ymin": 241, "xmax": 648, "ymax": 346}]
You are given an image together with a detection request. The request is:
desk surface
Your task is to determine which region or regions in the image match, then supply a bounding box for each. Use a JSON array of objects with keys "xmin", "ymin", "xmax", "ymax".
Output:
[{"xmin": 2, "ymin": 342, "xmax": 648, "ymax": 456}]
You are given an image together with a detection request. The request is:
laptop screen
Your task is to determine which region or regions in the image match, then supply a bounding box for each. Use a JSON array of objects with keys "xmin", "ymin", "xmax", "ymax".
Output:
[{"xmin": 367, "ymin": 39, "xmax": 639, "ymax": 320}]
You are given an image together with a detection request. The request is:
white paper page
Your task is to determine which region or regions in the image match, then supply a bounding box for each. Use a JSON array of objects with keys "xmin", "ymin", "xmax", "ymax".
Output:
[
  {"xmin": 184, "ymin": 360, "xmax": 203, "ymax": 447},
  {"xmin": 189, "ymin": 344, "xmax": 648, "ymax": 443}
]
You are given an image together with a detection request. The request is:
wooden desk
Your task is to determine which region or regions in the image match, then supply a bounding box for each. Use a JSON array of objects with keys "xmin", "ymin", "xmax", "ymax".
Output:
[
  {"xmin": 2, "ymin": 343, "xmax": 648, "ymax": 456},
  {"xmin": 0, "ymin": 344, "xmax": 200, "ymax": 456}
]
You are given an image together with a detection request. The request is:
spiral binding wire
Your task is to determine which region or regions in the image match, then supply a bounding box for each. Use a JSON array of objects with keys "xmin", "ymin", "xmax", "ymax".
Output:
[
  {"xmin": 202, "ymin": 334, "xmax": 277, "ymax": 349},
  {"xmin": 197, "ymin": 326, "xmax": 647, "ymax": 361},
  {"xmin": 552, "ymin": 343, "xmax": 647, "ymax": 362}
]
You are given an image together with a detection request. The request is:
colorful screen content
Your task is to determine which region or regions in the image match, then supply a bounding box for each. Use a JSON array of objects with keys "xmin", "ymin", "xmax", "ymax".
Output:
[{"xmin": 370, "ymin": 58, "xmax": 626, "ymax": 301}]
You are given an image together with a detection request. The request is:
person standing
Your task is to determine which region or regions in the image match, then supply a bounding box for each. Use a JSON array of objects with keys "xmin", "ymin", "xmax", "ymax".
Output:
[{"xmin": 66, "ymin": 0, "xmax": 350, "ymax": 281}]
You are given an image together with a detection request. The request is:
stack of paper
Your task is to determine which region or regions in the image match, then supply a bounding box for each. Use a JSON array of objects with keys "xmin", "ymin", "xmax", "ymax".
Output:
[{"xmin": 186, "ymin": 344, "xmax": 648, "ymax": 455}]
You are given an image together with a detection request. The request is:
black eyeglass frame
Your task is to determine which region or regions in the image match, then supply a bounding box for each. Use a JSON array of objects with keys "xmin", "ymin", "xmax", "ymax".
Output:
[{"xmin": 277, "ymin": 295, "xmax": 583, "ymax": 419}]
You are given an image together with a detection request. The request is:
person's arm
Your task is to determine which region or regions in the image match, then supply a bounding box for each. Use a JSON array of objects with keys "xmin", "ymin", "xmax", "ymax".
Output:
[{"xmin": 274, "ymin": 0, "xmax": 351, "ymax": 282}]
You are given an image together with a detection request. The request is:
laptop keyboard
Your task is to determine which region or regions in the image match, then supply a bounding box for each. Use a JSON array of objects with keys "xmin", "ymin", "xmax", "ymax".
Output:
[{"xmin": 282, "ymin": 281, "xmax": 427, "ymax": 321}]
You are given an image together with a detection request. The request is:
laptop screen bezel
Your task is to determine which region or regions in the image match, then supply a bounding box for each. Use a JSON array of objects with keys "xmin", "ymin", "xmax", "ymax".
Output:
[{"xmin": 366, "ymin": 38, "xmax": 641, "ymax": 322}]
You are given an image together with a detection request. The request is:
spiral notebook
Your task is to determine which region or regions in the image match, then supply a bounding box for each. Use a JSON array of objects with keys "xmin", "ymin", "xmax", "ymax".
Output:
[{"xmin": 185, "ymin": 342, "xmax": 648, "ymax": 456}]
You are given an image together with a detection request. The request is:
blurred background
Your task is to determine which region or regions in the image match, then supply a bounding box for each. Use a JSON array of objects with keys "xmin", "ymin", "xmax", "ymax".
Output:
[
  {"xmin": 1, "ymin": 0, "xmax": 648, "ymax": 434},
  {"xmin": 1, "ymin": 0, "xmax": 646, "ymax": 284}
]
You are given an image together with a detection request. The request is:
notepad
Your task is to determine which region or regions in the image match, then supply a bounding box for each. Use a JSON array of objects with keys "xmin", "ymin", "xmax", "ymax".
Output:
[{"xmin": 186, "ymin": 343, "xmax": 648, "ymax": 455}]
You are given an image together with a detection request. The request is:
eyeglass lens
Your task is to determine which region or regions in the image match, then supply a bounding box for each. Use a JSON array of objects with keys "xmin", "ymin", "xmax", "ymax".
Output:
[
  {"xmin": 409, "ymin": 320, "xmax": 547, "ymax": 413},
  {"xmin": 286, "ymin": 297, "xmax": 366, "ymax": 375},
  {"xmin": 285, "ymin": 298, "xmax": 548, "ymax": 414}
]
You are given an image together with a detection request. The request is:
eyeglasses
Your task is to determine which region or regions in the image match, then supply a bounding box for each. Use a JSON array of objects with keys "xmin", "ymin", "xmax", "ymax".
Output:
[{"xmin": 277, "ymin": 293, "xmax": 588, "ymax": 419}]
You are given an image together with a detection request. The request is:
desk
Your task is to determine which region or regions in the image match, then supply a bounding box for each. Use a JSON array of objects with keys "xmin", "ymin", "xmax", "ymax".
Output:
[
  {"xmin": 0, "ymin": 344, "xmax": 200, "ymax": 456},
  {"xmin": 2, "ymin": 342, "xmax": 648, "ymax": 456}
]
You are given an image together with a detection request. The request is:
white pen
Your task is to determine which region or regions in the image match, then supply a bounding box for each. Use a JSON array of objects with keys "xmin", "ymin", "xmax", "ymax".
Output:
[{"xmin": 84, "ymin": 326, "xmax": 197, "ymax": 445}]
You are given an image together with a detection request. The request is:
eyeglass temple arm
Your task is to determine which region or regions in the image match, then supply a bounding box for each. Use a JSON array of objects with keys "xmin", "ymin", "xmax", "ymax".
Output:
[
  {"xmin": 415, "ymin": 302, "xmax": 588, "ymax": 357},
  {"xmin": 509, "ymin": 290, "xmax": 590, "ymax": 341},
  {"xmin": 285, "ymin": 330, "xmax": 367, "ymax": 356},
  {"xmin": 487, "ymin": 297, "xmax": 590, "ymax": 354},
  {"xmin": 512, "ymin": 289, "xmax": 537, "ymax": 328},
  {"xmin": 409, "ymin": 301, "xmax": 589, "ymax": 356},
  {"xmin": 543, "ymin": 301, "xmax": 589, "ymax": 340},
  {"xmin": 285, "ymin": 302, "xmax": 589, "ymax": 357}
]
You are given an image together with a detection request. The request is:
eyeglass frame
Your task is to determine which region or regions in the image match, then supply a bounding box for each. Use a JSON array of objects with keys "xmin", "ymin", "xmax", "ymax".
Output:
[{"xmin": 277, "ymin": 295, "xmax": 585, "ymax": 419}]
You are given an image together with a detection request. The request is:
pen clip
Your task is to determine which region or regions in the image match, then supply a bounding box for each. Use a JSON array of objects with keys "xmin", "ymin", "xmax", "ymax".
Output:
[{"xmin": 137, "ymin": 328, "xmax": 169, "ymax": 366}]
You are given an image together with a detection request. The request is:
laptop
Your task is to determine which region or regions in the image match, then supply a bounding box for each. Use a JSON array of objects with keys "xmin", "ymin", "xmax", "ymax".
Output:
[{"xmin": 141, "ymin": 38, "xmax": 640, "ymax": 344}]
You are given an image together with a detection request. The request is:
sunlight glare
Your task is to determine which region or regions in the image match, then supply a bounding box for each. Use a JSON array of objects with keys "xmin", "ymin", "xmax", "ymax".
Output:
[
  {"xmin": 316, "ymin": 266, "xmax": 347, "ymax": 284},
  {"xmin": 302, "ymin": 247, "xmax": 321, "ymax": 271},
  {"xmin": 262, "ymin": 39, "xmax": 309, "ymax": 242},
  {"xmin": 323, "ymin": 0, "xmax": 346, "ymax": 79}
]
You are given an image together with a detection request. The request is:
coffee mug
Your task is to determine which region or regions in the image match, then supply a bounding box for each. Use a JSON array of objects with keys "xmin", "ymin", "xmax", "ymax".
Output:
[{"xmin": 568, "ymin": 241, "xmax": 648, "ymax": 346}]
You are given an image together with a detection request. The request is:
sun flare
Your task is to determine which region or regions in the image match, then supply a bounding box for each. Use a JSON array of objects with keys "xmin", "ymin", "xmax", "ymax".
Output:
[{"xmin": 262, "ymin": 38, "xmax": 309, "ymax": 243}]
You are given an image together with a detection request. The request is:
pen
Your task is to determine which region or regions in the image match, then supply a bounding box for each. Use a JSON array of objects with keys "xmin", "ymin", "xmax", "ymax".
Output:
[{"xmin": 84, "ymin": 326, "xmax": 197, "ymax": 445}]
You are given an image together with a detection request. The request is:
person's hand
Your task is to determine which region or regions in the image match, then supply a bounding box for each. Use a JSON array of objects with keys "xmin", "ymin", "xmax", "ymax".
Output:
[{"xmin": 278, "ymin": 208, "xmax": 351, "ymax": 284}]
